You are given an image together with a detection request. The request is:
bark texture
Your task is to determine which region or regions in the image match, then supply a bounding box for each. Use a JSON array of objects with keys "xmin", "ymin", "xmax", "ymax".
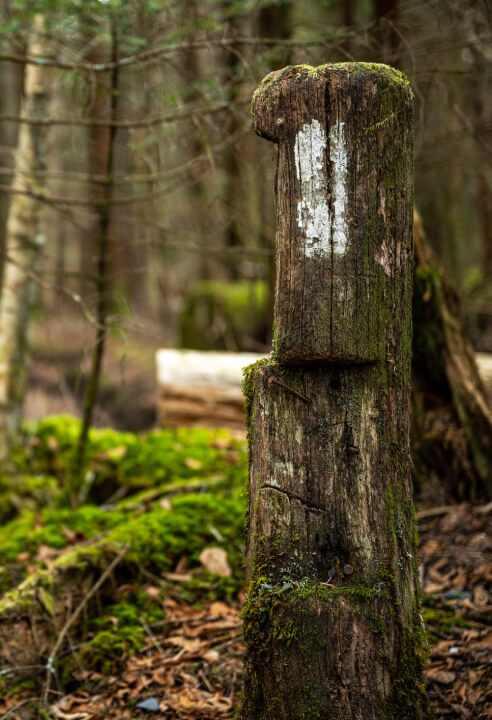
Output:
[
  {"xmin": 252, "ymin": 63, "xmax": 413, "ymax": 364},
  {"xmin": 0, "ymin": 15, "xmax": 51, "ymax": 461},
  {"xmin": 242, "ymin": 64, "xmax": 428, "ymax": 720},
  {"xmin": 412, "ymin": 211, "xmax": 492, "ymax": 500}
]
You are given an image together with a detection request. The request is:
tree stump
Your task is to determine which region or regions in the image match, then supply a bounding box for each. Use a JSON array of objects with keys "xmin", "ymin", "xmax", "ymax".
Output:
[{"xmin": 241, "ymin": 64, "xmax": 429, "ymax": 720}]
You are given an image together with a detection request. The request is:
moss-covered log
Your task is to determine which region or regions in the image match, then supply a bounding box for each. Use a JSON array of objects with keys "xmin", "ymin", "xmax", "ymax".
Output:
[{"xmin": 241, "ymin": 64, "xmax": 429, "ymax": 719}]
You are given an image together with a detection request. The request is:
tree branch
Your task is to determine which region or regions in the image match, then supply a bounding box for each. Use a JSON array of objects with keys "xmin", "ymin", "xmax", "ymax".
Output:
[{"xmin": 0, "ymin": 99, "xmax": 248, "ymax": 128}]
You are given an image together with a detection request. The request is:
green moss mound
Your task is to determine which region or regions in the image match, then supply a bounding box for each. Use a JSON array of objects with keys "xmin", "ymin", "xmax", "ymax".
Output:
[
  {"xmin": 3, "ymin": 415, "xmax": 247, "ymax": 516},
  {"xmin": 179, "ymin": 279, "xmax": 268, "ymax": 350},
  {"xmin": 0, "ymin": 416, "xmax": 248, "ymax": 687},
  {"xmin": 0, "ymin": 416, "xmax": 248, "ymax": 594}
]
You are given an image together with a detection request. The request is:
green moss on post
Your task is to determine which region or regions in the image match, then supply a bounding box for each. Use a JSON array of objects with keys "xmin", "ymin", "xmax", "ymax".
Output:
[{"xmin": 241, "ymin": 63, "xmax": 429, "ymax": 719}]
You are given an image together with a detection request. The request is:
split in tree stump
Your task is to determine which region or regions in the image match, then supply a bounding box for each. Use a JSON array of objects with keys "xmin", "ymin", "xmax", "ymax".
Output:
[{"xmin": 241, "ymin": 64, "xmax": 429, "ymax": 720}]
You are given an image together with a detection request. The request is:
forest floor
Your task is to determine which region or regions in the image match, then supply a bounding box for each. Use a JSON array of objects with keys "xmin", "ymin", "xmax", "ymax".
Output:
[
  {"xmin": 0, "ymin": 317, "xmax": 489, "ymax": 719},
  {"xmin": 0, "ymin": 417, "xmax": 490, "ymax": 720},
  {"xmin": 38, "ymin": 505, "xmax": 492, "ymax": 720},
  {"xmin": 21, "ymin": 502, "xmax": 491, "ymax": 720}
]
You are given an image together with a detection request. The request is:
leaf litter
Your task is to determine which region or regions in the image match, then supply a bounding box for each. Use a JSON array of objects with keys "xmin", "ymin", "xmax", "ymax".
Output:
[
  {"xmin": 0, "ymin": 503, "xmax": 489, "ymax": 719},
  {"xmin": 418, "ymin": 502, "xmax": 491, "ymax": 719},
  {"xmin": 47, "ymin": 599, "xmax": 244, "ymax": 720}
]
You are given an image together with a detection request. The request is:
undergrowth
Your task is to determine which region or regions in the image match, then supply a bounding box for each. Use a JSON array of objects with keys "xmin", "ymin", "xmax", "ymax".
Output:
[
  {"xmin": 0, "ymin": 416, "xmax": 248, "ymax": 687},
  {"xmin": 1, "ymin": 414, "xmax": 246, "ymax": 518}
]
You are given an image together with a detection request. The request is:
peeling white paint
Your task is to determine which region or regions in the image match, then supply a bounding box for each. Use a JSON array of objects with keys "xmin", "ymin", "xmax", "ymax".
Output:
[
  {"xmin": 295, "ymin": 119, "xmax": 330, "ymax": 257},
  {"xmin": 329, "ymin": 123, "xmax": 349, "ymax": 254},
  {"xmin": 294, "ymin": 119, "xmax": 349, "ymax": 258}
]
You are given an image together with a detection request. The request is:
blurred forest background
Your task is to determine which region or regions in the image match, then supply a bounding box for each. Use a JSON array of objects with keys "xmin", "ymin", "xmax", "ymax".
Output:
[
  {"xmin": 0, "ymin": 0, "xmax": 491, "ymax": 462},
  {"xmin": 0, "ymin": 3, "xmax": 492, "ymax": 718}
]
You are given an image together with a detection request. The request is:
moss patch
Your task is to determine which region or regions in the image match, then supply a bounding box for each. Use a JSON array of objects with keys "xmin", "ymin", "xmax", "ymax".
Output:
[
  {"xmin": 7, "ymin": 415, "xmax": 247, "ymax": 513},
  {"xmin": 179, "ymin": 279, "xmax": 268, "ymax": 351}
]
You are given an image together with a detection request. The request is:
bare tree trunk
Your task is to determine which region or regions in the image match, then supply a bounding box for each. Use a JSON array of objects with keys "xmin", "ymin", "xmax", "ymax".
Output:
[
  {"xmin": 242, "ymin": 64, "xmax": 428, "ymax": 719},
  {"xmin": 180, "ymin": 0, "xmax": 214, "ymax": 283},
  {"xmin": 0, "ymin": 15, "xmax": 51, "ymax": 460},
  {"xmin": 79, "ymin": 19, "xmax": 112, "ymax": 299},
  {"xmin": 221, "ymin": 6, "xmax": 243, "ymax": 280},
  {"xmin": 0, "ymin": 0, "xmax": 24, "ymax": 283},
  {"xmin": 73, "ymin": 17, "xmax": 119, "ymax": 490},
  {"xmin": 45, "ymin": 79, "xmax": 66, "ymax": 303},
  {"xmin": 256, "ymin": 1, "xmax": 292, "ymax": 341},
  {"xmin": 471, "ymin": 63, "xmax": 492, "ymax": 283},
  {"xmin": 373, "ymin": 0, "xmax": 401, "ymax": 66}
]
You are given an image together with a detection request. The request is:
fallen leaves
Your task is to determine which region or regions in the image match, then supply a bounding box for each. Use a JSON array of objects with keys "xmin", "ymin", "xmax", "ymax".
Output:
[
  {"xmin": 45, "ymin": 598, "xmax": 244, "ymax": 720},
  {"xmin": 1, "ymin": 502, "xmax": 489, "ymax": 720},
  {"xmin": 198, "ymin": 548, "xmax": 231, "ymax": 577},
  {"xmin": 419, "ymin": 502, "xmax": 491, "ymax": 719}
]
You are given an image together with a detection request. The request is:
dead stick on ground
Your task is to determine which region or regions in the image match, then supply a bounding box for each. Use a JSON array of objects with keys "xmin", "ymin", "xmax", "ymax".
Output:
[
  {"xmin": 139, "ymin": 616, "xmax": 166, "ymax": 657},
  {"xmin": 415, "ymin": 505, "xmax": 457, "ymax": 520},
  {"xmin": 43, "ymin": 543, "xmax": 130, "ymax": 703}
]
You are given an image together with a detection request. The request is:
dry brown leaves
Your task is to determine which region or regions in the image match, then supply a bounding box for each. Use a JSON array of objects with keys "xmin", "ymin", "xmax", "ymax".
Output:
[
  {"xmin": 49, "ymin": 600, "xmax": 244, "ymax": 720},
  {"xmin": 1, "ymin": 502, "xmax": 490, "ymax": 720},
  {"xmin": 418, "ymin": 502, "xmax": 492, "ymax": 719}
]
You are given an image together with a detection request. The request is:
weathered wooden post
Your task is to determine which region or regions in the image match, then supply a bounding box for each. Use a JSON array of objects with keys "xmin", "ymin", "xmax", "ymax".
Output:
[{"xmin": 241, "ymin": 64, "xmax": 429, "ymax": 719}]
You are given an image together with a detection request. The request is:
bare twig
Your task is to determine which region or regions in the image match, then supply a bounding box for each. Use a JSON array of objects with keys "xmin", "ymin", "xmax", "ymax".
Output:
[
  {"xmin": 415, "ymin": 505, "xmax": 457, "ymax": 520},
  {"xmin": 139, "ymin": 616, "xmax": 166, "ymax": 657},
  {"xmin": 0, "ymin": 34, "xmax": 348, "ymax": 73},
  {"xmin": 43, "ymin": 543, "xmax": 130, "ymax": 702},
  {"xmin": 268, "ymin": 376, "xmax": 312, "ymax": 404},
  {"xmin": 2, "ymin": 698, "xmax": 43, "ymax": 719},
  {"xmin": 0, "ymin": 98, "xmax": 248, "ymax": 128},
  {"xmin": 0, "ymin": 126, "xmax": 249, "ymax": 208}
]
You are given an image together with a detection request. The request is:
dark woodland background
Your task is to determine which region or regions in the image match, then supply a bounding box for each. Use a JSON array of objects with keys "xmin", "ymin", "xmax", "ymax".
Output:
[
  {"xmin": 1, "ymin": 0, "xmax": 491, "ymax": 367},
  {"xmin": 0, "ymin": 3, "xmax": 491, "ymax": 719}
]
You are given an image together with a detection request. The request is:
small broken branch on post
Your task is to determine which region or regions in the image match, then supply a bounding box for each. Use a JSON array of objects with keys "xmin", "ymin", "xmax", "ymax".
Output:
[
  {"xmin": 241, "ymin": 63, "xmax": 429, "ymax": 720},
  {"xmin": 268, "ymin": 376, "xmax": 312, "ymax": 404}
]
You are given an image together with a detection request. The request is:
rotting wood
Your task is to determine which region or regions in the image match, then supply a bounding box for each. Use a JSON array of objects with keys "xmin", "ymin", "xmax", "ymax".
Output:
[
  {"xmin": 241, "ymin": 63, "xmax": 429, "ymax": 720},
  {"xmin": 156, "ymin": 349, "xmax": 265, "ymax": 429}
]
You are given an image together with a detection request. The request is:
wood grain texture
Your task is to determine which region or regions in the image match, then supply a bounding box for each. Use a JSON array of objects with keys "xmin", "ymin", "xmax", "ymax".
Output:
[
  {"xmin": 241, "ymin": 64, "xmax": 429, "ymax": 720},
  {"xmin": 252, "ymin": 63, "xmax": 413, "ymax": 364}
]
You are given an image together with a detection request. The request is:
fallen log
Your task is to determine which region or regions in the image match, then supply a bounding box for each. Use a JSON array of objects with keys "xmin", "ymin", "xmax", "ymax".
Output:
[{"xmin": 156, "ymin": 350, "xmax": 266, "ymax": 429}]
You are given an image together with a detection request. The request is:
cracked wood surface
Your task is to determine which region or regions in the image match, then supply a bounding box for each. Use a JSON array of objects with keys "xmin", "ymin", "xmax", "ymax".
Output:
[
  {"xmin": 242, "ymin": 64, "xmax": 429, "ymax": 720},
  {"xmin": 252, "ymin": 63, "xmax": 413, "ymax": 364}
]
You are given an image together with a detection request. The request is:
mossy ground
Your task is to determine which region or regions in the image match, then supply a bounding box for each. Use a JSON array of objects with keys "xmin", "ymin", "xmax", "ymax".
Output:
[
  {"xmin": 0, "ymin": 417, "xmax": 488, "ymax": 720},
  {"xmin": 0, "ymin": 416, "xmax": 248, "ymax": 698}
]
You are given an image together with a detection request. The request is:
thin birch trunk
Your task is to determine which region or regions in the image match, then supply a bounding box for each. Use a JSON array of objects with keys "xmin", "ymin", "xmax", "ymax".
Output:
[
  {"xmin": 0, "ymin": 15, "xmax": 51, "ymax": 461},
  {"xmin": 221, "ymin": 7, "xmax": 242, "ymax": 280}
]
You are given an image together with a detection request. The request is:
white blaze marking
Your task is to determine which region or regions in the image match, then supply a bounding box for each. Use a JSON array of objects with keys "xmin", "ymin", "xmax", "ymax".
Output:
[
  {"xmin": 294, "ymin": 119, "xmax": 348, "ymax": 257},
  {"xmin": 329, "ymin": 122, "xmax": 349, "ymax": 254},
  {"xmin": 294, "ymin": 119, "xmax": 330, "ymax": 257}
]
